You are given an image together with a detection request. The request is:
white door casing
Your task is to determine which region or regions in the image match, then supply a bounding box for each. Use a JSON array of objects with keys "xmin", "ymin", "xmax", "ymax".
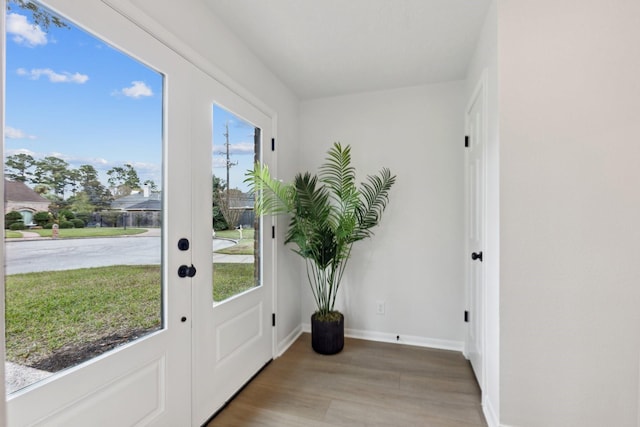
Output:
[
  {"xmin": 6, "ymin": 0, "xmax": 193, "ymax": 425},
  {"xmin": 465, "ymin": 72, "xmax": 487, "ymax": 391},
  {"xmin": 190, "ymin": 68, "xmax": 275, "ymax": 425}
]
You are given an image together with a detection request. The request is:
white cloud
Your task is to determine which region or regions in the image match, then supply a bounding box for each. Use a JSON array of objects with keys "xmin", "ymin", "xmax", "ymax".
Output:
[
  {"xmin": 4, "ymin": 126, "xmax": 36, "ymax": 140},
  {"xmin": 212, "ymin": 158, "xmax": 228, "ymax": 168},
  {"xmin": 17, "ymin": 67, "xmax": 89, "ymax": 84},
  {"xmin": 213, "ymin": 142, "xmax": 255, "ymax": 156},
  {"xmin": 119, "ymin": 81, "xmax": 153, "ymax": 99},
  {"xmin": 5, "ymin": 148, "xmax": 37, "ymax": 157},
  {"xmin": 6, "ymin": 13, "xmax": 47, "ymax": 47},
  {"xmin": 230, "ymin": 142, "xmax": 256, "ymax": 155}
]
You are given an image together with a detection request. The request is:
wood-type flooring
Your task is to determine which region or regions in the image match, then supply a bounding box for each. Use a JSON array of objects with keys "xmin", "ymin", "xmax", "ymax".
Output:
[{"xmin": 207, "ymin": 333, "xmax": 487, "ymax": 426}]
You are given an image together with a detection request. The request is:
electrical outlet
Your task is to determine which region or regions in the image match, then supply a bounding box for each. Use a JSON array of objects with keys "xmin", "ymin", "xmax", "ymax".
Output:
[{"xmin": 376, "ymin": 301, "xmax": 385, "ymax": 315}]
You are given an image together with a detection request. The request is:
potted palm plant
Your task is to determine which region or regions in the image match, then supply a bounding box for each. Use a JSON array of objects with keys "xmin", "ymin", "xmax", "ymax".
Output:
[{"xmin": 245, "ymin": 142, "xmax": 395, "ymax": 354}]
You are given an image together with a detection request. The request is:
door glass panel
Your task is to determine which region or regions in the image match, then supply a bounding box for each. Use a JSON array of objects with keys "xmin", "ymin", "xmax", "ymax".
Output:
[
  {"xmin": 211, "ymin": 105, "xmax": 260, "ymax": 302},
  {"xmin": 4, "ymin": 1, "xmax": 163, "ymax": 394}
]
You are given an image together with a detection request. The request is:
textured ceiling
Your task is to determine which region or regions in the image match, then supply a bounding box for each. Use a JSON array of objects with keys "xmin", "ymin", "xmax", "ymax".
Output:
[{"xmin": 203, "ymin": 0, "xmax": 491, "ymax": 100}]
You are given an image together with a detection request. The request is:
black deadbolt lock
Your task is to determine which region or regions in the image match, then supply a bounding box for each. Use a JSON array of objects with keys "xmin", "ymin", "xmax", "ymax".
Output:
[
  {"xmin": 177, "ymin": 238, "xmax": 190, "ymax": 251},
  {"xmin": 178, "ymin": 264, "xmax": 197, "ymax": 278},
  {"xmin": 178, "ymin": 265, "xmax": 188, "ymax": 277}
]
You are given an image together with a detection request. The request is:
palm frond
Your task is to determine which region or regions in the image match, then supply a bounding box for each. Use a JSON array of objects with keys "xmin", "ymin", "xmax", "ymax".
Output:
[
  {"xmin": 292, "ymin": 172, "xmax": 331, "ymax": 222},
  {"xmin": 320, "ymin": 143, "xmax": 361, "ymax": 229},
  {"xmin": 284, "ymin": 173, "xmax": 337, "ymax": 269},
  {"xmin": 244, "ymin": 162, "xmax": 295, "ymax": 216},
  {"xmin": 354, "ymin": 168, "xmax": 396, "ymax": 241}
]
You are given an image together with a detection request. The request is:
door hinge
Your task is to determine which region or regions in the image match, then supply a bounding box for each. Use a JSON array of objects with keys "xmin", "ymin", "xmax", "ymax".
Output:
[
  {"xmin": 464, "ymin": 310, "xmax": 469, "ymax": 323},
  {"xmin": 464, "ymin": 135, "xmax": 469, "ymax": 148},
  {"xmin": 272, "ymin": 225, "xmax": 275, "ymax": 238},
  {"xmin": 471, "ymin": 251, "xmax": 483, "ymax": 262},
  {"xmin": 271, "ymin": 138, "xmax": 275, "ymax": 151},
  {"xmin": 272, "ymin": 313, "xmax": 276, "ymax": 327}
]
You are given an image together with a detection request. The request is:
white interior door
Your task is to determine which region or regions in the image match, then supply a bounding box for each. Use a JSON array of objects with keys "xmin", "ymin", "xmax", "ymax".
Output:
[
  {"xmin": 3, "ymin": 1, "xmax": 194, "ymax": 425},
  {"xmin": 465, "ymin": 77, "xmax": 486, "ymax": 389},
  {"xmin": 190, "ymin": 69, "xmax": 274, "ymax": 425}
]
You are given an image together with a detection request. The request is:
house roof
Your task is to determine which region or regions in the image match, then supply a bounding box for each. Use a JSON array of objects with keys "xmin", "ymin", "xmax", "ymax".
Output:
[
  {"xmin": 111, "ymin": 191, "xmax": 161, "ymax": 211},
  {"xmin": 228, "ymin": 195, "xmax": 254, "ymax": 209},
  {"xmin": 4, "ymin": 180, "xmax": 50, "ymax": 204},
  {"xmin": 126, "ymin": 199, "xmax": 162, "ymax": 211}
]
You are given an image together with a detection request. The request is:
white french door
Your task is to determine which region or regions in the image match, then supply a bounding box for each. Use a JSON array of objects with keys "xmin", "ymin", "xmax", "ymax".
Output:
[
  {"xmin": 5, "ymin": 0, "xmax": 192, "ymax": 425},
  {"xmin": 3, "ymin": 1, "xmax": 274, "ymax": 425},
  {"xmin": 190, "ymin": 68, "xmax": 274, "ymax": 426}
]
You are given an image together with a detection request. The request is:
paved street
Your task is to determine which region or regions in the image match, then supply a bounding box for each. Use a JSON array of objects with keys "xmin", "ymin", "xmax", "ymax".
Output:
[
  {"xmin": 5, "ymin": 234, "xmax": 251, "ymax": 275},
  {"xmin": 5, "ymin": 236, "xmax": 162, "ymax": 275}
]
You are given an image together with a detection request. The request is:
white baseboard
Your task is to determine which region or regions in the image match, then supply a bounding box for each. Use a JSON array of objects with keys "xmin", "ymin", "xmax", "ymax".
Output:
[
  {"xmin": 483, "ymin": 396, "xmax": 500, "ymax": 427},
  {"xmin": 276, "ymin": 325, "xmax": 302, "ymax": 358},
  {"xmin": 300, "ymin": 323, "xmax": 464, "ymax": 352}
]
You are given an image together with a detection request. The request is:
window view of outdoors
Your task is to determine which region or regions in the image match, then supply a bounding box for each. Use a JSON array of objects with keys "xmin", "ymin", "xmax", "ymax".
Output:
[
  {"xmin": 211, "ymin": 105, "xmax": 261, "ymax": 303},
  {"xmin": 4, "ymin": 1, "xmax": 163, "ymax": 393}
]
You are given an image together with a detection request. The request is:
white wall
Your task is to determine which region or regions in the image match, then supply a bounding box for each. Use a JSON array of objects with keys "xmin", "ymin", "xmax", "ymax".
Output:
[
  {"xmin": 299, "ymin": 81, "xmax": 466, "ymax": 348},
  {"xmin": 499, "ymin": 1, "xmax": 640, "ymax": 425},
  {"xmin": 465, "ymin": 1, "xmax": 499, "ymax": 425},
  {"xmin": 122, "ymin": 0, "xmax": 302, "ymax": 353}
]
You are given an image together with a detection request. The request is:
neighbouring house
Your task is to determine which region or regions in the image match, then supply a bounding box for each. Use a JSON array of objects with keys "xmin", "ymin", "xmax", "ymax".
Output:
[
  {"xmin": 4, "ymin": 180, "xmax": 50, "ymax": 226},
  {"xmin": 108, "ymin": 186, "xmax": 161, "ymax": 227},
  {"xmin": 221, "ymin": 192, "xmax": 255, "ymax": 228}
]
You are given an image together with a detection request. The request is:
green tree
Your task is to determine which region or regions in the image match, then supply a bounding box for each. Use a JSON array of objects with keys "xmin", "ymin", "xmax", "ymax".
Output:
[
  {"xmin": 77, "ymin": 165, "xmax": 112, "ymax": 209},
  {"xmin": 57, "ymin": 209, "xmax": 75, "ymax": 221},
  {"xmin": 33, "ymin": 156, "xmax": 74, "ymax": 199},
  {"xmin": 33, "ymin": 184, "xmax": 51, "ymax": 196},
  {"xmin": 143, "ymin": 179, "xmax": 158, "ymax": 191},
  {"xmin": 67, "ymin": 192, "xmax": 95, "ymax": 215},
  {"xmin": 107, "ymin": 163, "xmax": 141, "ymax": 197},
  {"xmin": 212, "ymin": 175, "xmax": 227, "ymax": 230},
  {"xmin": 7, "ymin": 0, "xmax": 68, "ymax": 29},
  {"xmin": 5, "ymin": 153, "xmax": 35, "ymax": 183},
  {"xmin": 5, "ymin": 211, "xmax": 24, "ymax": 229},
  {"xmin": 33, "ymin": 211, "xmax": 51, "ymax": 226},
  {"xmin": 67, "ymin": 169, "xmax": 81, "ymax": 195},
  {"xmin": 218, "ymin": 188, "xmax": 245, "ymax": 230}
]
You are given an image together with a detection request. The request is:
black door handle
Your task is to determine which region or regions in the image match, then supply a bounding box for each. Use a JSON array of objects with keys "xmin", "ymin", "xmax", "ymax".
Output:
[
  {"xmin": 471, "ymin": 251, "xmax": 483, "ymax": 262},
  {"xmin": 178, "ymin": 264, "xmax": 197, "ymax": 278}
]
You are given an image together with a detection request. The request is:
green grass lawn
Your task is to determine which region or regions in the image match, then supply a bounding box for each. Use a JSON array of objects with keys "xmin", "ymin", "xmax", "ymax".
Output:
[
  {"xmin": 5, "ymin": 262, "xmax": 254, "ymax": 370},
  {"xmin": 215, "ymin": 228, "xmax": 255, "ymax": 240},
  {"xmin": 6, "ymin": 265, "xmax": 161, "ymax": 367},
  {"xmin": 213, "ymin": 263, "xmax": 257, "ymax": 302},
  {"xmin": 5, "ymin": 231, "xmax": 22, "ymax": 238},
  {"xmin": 214, "ymin": 228, "xmax": 256, "ymax": 255},
  {"xmin": 215, "ymin": 239, "xmax": 255, "ymax": 255}
]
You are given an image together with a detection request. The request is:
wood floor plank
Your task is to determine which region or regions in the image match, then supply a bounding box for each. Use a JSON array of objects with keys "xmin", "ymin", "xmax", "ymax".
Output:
[{"xmin": 207, "ymin": 333, "xmax": 487, "ymax": 427}]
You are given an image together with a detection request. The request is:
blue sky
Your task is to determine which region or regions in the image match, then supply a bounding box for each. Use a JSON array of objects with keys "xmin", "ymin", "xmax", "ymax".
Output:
[
  {"xmin": 212, "ymin": 105, "xmax": 257, "ymax": 192},
  {"xmin": 4, "ymin": 2, "xmax": 256, "ymax": 193}
]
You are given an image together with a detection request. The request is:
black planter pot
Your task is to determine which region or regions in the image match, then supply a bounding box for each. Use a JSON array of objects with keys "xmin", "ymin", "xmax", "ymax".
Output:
[{"xmin": 311, "ymin": 312, "xmax": 344, "ymax": 355}]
